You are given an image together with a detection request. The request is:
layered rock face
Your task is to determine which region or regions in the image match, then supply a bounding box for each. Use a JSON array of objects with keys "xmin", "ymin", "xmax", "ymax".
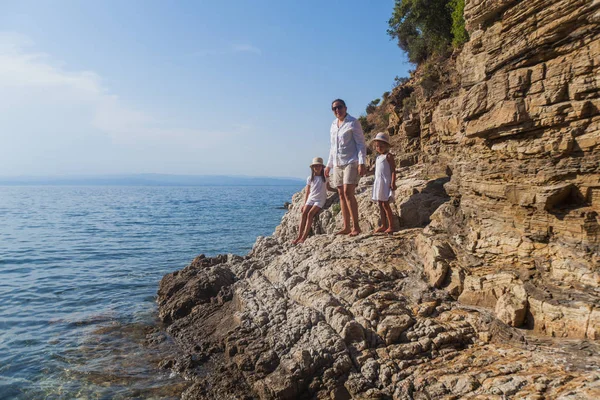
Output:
[
  {"xmin": 422, "ymin": 0, "xmax": 600, "ymax": 340},
  {"xmin": 157, "ymin": 1, "xmax": 600, "ymax": 398}
]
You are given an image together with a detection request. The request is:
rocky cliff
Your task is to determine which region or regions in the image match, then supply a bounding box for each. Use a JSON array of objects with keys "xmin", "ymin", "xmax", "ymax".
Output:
[{"xmin": 157, "ymin": 1, "xmax": 600, "ymax": 398}]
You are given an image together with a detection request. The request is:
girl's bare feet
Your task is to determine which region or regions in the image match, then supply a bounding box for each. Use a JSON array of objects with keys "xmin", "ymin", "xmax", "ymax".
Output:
[
  {"xmin": 384, "ymin": 227, "xmax": 395, "ymax": 234},
  {"xmin": 349, "ymin": 228, "xmax": 361, "ymax": 237},
  {"xmin": 292, "ymin": 238, "xmax": 301, "ymax": 245},
  {"xmin": 373, "ymin": 226, "xmax": 387, "ymax": 233},
  {"xmin": 336, "ymin": 228, "xmax": 351, "ymax": 235}
]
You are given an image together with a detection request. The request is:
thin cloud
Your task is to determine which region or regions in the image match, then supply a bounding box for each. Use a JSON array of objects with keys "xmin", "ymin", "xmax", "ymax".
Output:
[
  {"xmin": 0, "ymin": 32, "xmax": 232, "ymax": 149},
  {"xmin": 0, "ymin": 32, "xmax": 103, "ymax": 96}
]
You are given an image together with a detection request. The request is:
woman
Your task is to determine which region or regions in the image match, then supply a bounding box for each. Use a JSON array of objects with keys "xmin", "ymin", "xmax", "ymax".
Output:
[{"xmin": 324, "ymin": 99, "xmax": 367, "ymax": 236}]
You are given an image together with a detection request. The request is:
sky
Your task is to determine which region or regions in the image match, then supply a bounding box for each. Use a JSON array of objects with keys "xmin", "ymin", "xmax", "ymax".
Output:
[{"xmin": 0, "ymin": 0, "xmax": 411, "ymax": 179}]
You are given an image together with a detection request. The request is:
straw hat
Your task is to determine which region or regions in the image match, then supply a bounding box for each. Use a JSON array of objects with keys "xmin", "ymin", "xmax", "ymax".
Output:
[
  {"xmin": 310, "ymin": 157, "xmax": 324, "ymax": 167},
  {"xmin": 371, "ymin": 132, "xmax": 391, "ymax": 145}
]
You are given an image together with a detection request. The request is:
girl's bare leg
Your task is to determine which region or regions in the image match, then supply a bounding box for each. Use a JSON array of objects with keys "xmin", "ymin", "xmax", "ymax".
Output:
[
  {"xmin": 382, "ymin": 201, "xmax": 395, "ymax": 233},
  {"xmin": 299, "ymin": 205, "xmax": 321, "ymax": 242},
  {"xmin": 293, "ymin": 208, "xmax": 310, "ymax": 244},
  {"xmin": 374, "ymin": 201, "xmax": 388, "ymax": 233}
]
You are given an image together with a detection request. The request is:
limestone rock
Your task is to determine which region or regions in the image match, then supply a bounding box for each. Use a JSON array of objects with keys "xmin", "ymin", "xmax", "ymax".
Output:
[
  {"xmin": 415, "ymin": 234, "xmax": 453, "ymax": 288},
  {"xmin": 495, "ymin": 285, "xmax": 528, "ymax": 327},
  {"xmin": 458, "ymin": 272, "xmax": 521, "ymax": 308},
  {"xmin": 157, "ymin": 0, "xmax": 600, "ymax": 397},
  {"xmin": 376, "ymin": 315, "xmax": 414, "ymax": 345}
]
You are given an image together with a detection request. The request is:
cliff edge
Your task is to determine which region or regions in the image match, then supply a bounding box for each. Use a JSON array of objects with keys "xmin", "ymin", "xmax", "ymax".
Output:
[{"xmin": 157, "ymin": 1, "xmax": 600, "ymax": 398}]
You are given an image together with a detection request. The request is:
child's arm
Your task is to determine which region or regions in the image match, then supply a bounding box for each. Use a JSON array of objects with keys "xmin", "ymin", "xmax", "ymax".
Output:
[
  {"xmin": 366, "ymin": 161, "xmax": 375, "ymax": 177},
  {"xmin": 302, "ymin": 184, "xmax": 311, "ymax": 212},
  {"xmin": 387, "ymin": 153, "xmax": 397, "ymax": 190}
]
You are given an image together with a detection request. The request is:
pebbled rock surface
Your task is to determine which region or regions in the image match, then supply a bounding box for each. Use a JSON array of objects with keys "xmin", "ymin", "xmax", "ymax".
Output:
[{"xmin": 157, "ymin": 0, "xmax": 600, "ymax": 398}]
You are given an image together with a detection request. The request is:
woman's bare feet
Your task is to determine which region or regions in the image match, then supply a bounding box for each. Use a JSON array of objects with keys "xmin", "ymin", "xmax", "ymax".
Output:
[
  {"xmin": 373, "ymin": 226, "xmax": 387, "ymax": 233},
  {"xmin": 384, "ymin": 227, "xmax": 395, "ymax": 234},
  {"xmin": 336, "ymin": 228, "xmax": 351, "ymax": 235},
  {"xmin": 349, "ymin": 228, "xmax": 361, "ymax": 237},
  {"xmin": 292, "ymin": 238, "xmax": 301, "ymax": 245}
]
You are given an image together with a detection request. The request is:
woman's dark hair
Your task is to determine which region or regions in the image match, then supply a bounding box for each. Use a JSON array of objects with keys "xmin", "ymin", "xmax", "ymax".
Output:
[
  {"xmin": 311, "ymin": 165, "xmax": 326, "ymax": 182},
  {"xmin": 331, "ymin": 99, "xmax": 346, "ymax": 107}
]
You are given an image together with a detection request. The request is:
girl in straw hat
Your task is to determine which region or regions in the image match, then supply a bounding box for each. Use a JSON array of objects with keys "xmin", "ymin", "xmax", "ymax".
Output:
[
  {"xmin": 293, "ymin": 157, "xmax": 335, "ymax": 244},
  {"xmin": 371, "ymin": 132, "xmax": 397, "ymax": 233}
]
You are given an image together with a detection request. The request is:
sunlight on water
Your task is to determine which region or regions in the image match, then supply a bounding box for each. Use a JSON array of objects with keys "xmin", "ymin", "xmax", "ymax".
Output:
[
  {"xmin": 34, "ymin": 318, "xmax": 187, "ymax": 400},
  {"xmin": 0, "ymin": 185, "xmax": 301, "ymax": 398}
]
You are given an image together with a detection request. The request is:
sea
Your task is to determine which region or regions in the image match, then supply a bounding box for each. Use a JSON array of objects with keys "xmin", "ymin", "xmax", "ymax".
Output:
[{"xmin": 0, "ymin": 185, "xmax": 301, "ymax": 399}]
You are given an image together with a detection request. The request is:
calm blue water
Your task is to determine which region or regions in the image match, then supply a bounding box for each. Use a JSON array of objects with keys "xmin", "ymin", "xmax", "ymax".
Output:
[{"xmin": 0, "ymin": 185, "xmax": 300, "ymax": 399}]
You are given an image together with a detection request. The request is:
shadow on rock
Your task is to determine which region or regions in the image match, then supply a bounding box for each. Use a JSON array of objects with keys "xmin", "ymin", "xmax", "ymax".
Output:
[{"xmin": 398, "ymin": 176, "xmax": 450, "ymax": 229}]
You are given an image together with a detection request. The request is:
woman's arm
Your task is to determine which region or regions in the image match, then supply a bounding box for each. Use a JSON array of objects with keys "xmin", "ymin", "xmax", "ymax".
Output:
[
  {"xmin": 352, "ymin": 119, "xmax": 367, "ymax": 175},
  {"xmin": 326, "ymin": 126, "xmax": 335, "ymax": 178},
  {"xmin": 387, "ymin": 153, "xmax": 397, "ymax": 190}
]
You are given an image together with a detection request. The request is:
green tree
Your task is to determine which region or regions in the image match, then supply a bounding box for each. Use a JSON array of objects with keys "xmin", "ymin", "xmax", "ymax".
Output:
[
  {"xmin": 449, "ymin": 0, "xmax": 468, "ymax": 47},
  {"xmin": 393, "ymin": 75, "xmax": 410, "ymax": 88},
  {"xmin": 387, "ymin": 0, "xmax": 453, "ymax": 63},
  {"xmin": 387, "ymin": 0, "xmax": 468, "ymax": 63},
  {"xmin": 365, "ymin": 98, "xmax": 381, "ymax": 114}
]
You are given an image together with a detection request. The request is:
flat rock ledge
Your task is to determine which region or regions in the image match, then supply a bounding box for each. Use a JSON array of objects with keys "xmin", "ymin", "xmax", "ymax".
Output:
[{"xmin": 157, "ymin": 230, "xmax": 600, "ymax": 399}]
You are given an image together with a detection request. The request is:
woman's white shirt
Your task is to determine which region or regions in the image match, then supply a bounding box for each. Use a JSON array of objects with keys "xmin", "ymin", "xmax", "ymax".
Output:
[{"xmin": 327, "ymin": 114, "xmax": 367, "ymax": 168}]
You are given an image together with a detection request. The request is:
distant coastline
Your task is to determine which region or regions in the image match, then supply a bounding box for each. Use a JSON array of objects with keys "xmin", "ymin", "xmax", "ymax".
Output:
[{"xmin": 0, "ymin": 173, "xmax": 304, "ymax": 186}]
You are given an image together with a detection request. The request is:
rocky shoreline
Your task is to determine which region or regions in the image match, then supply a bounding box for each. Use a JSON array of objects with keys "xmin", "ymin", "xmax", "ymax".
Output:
[
  {"xmin": 156, "ymin": 0, "xmax": 599, "ymax": 398},
  {"xmin": 157, "ymin": 174, "xmax": 599, "ymax": 399}
]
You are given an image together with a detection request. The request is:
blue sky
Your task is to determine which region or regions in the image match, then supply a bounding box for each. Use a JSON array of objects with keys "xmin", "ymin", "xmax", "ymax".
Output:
[{"xmin": 0, "ymin": 0, "xmax": 410, "ymax": 178}]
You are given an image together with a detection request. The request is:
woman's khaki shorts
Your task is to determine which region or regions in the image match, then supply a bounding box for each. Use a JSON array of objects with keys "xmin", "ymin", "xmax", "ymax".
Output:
[{"xmin": 332, "ymin": 163, "xmax": 359, "ymax": 187}]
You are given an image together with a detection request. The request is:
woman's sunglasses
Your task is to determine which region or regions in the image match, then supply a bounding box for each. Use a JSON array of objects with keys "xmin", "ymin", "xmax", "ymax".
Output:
[{"xmin": 332, "ymin": 105, "xmax": 345, "ymax": 111}]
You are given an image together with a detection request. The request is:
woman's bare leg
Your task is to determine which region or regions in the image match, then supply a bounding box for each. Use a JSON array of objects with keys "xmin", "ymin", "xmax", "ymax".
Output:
[
  {"xmin": 336, "ymin": 186, "xmax": 351, "ymax": 234},
  {"xmin": 344, "ymin": 184, "xmax": 361, "ymax": 236}
]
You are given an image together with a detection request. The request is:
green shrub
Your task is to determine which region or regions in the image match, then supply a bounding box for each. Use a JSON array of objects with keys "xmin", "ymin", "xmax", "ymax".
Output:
[
  {"xmin": 365, "ymin": 98, "xmax": 381, "ymax": 114},
  {"xmin": 449, "ymin": 0, "xmax": 468, "ymax": 47},
  {"xmin": 331, "ymin": 203, "xmax": 341, "ymax": 216},
  {"xmin": 419, "ymin": 62, "xmax": 440, "ymax": 98},
  {"xmin": 382, "ymin": 91, "xmax": 391, "ymax": 100},
  {"xmin": 402, "ymin": 93, "xmax": 417, "ymax": 116},
  {"xmin": 393, "ymin": 75, "xmax": 410, "ymax": 88},
  {"xmin": 382, "ymin": 113, "xmax": 391, "ymax": 126},
  {"xmin": 358, "ymin": 115, "xmax": 373, "ymax": 134}
]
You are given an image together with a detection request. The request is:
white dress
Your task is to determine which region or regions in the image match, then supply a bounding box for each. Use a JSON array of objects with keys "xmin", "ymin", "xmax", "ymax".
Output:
[
  {"xmin": 305, "ymin": 176, "xmax": 328, "ymax": 208},
  {"xmin": 372, "ymin": 154, "xmax": 394, "ymax": 202}
]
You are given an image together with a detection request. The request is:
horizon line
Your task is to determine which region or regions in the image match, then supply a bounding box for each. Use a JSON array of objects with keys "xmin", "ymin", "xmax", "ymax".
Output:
[{"xmin": 0, "ymin": 172, "xmax": 305, "ymax": 180}]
